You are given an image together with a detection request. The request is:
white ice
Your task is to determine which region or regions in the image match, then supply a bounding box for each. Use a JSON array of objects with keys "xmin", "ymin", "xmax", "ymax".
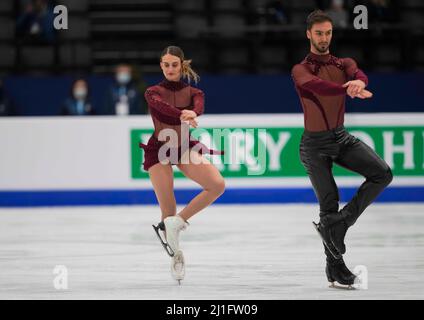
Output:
[{"xmin": 0, "ymin": 204, "xmax": 423, "ymax": 300}]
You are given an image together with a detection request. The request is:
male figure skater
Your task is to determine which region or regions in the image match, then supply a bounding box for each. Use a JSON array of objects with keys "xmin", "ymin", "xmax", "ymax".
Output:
[{"xmin": 291, "ymin": 10, "xmax": 393, "ymax": 288}]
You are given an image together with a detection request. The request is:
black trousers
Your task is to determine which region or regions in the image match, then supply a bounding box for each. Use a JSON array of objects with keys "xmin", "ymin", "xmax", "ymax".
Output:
[{"xmin": 300, "ymin": 126, "xmax": 393, "ymax": 228}]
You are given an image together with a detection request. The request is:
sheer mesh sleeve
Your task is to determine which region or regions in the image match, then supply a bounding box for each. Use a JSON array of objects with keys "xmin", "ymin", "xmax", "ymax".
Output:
[
  {"xmin": 145, "ymin": 87, "xmax": 182, "ymax": 125},
  {"xmin": 191, "ymin": 87, "xmax": 205, "ymax": 116},
  {"xmin": 292, "ymin": 64, "xmax": 347, "ymax": 96},
  {"xmin": 343, "ymin": 58, "xmax": 369, "ymax": 86}
]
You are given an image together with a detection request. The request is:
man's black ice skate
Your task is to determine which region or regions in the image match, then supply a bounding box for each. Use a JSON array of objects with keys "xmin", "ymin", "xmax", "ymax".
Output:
[
  {"xmin": 326, "ymin": 258, "xmax": 356, "ymax": 290},
  {"xmin": 313, "ymin": 222, "xmax": 342, "ymax": 260},
  {"xmin": 339, "ymin": 261, "xmax": 356, "ymax": 284},
  {"xmin": 331, "ymin": 220, "xmax": 348, "ymax": 255},
  {"xmin": 152, "ymin": 221, "xmax": 175, "ymax": 257}
]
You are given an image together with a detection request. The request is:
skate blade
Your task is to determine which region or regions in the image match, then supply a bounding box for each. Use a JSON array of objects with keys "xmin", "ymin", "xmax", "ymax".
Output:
[
  {"xmin": 329, "ymin": 282, "xmax": 355, "ymax": 290},
  {"xmin": 312, "ymin": 222, "xmax": 342, "ymax": 260},
  {"xmin": 152, "ymin": 224, "xmax": 175, "ymax": 257}
]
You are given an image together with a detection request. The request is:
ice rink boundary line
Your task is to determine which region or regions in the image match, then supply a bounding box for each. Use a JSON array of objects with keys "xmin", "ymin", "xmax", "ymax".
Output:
[{"xmin": 0, "ymin": 186, "xmax": 423, "ymax": 207}]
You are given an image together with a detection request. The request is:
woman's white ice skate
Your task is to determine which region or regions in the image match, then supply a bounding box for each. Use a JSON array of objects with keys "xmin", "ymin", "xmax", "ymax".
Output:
[
  {"xmin": 163, "ymin": 215, "xmax": 187, "ymax": 254},
  {"xmin": 163, "ymin": 216, "xmax": 188, "ymax": 284}
]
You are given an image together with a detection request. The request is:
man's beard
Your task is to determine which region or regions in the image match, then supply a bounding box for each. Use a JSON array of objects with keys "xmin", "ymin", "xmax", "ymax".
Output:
[{"xmin": 312, "ymin": 40, "xmax": 330, "ymax": 53}]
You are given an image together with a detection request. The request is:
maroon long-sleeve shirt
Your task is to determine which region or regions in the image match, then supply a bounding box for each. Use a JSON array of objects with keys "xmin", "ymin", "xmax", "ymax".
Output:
[
  {"xmin": 140, "ymin": 79, "xmax": 221, "ymax": 171},
  {"xmin": 292, "ymin": 52, "xmax": 368, "ymax": 132},
  {"xmin": 144, "ymin": 79, "xmax": 204, "ymax": 145}
]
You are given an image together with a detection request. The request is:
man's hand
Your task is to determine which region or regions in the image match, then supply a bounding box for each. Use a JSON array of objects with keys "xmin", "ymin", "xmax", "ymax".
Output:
[
  {"xmin": 180, "ymin": 110, "xmax": 197, "ymax": 121},
  {"xmin": 354, "ymin": 89, "xmax": 373, "ymax": 99},
  {"xmin": 343, "ymin": 80, "xmax": 366, "ymax": 98}
]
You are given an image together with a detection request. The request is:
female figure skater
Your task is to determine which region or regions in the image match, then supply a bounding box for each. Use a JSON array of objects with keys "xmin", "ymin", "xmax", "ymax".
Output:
[{"xmin": 140, "ymin": 46, "xmax": 225, "ymax": 284}]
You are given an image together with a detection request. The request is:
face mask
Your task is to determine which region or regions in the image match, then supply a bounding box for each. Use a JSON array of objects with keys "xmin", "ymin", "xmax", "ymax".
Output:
[
  {"xmin": 117, "ymin": 72, "xmax": 131, "ymax": 85},
  {"xmin": 74, "ymin": 88, "xmax": 87, "ymax": 100}
]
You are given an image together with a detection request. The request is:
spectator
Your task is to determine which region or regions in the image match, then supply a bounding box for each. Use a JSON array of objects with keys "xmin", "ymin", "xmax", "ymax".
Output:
[
  {"xmin": 316, "ymin": 0, "xmax": 332, "ymax": 10},
  {"xmin": 17, "ymin": 0, "xmax": 56, "ymax": 43},
  {"xmin": 132, "ymin": 66, "xmax": 149, "ymax": 114},
  {"xmin": 266, "ymin": 0, "xmax": 290, "ymax": 25},
  {"xmin": 61, "ymin": 79, "xmax": 95, "ymax": 116},
  {"xmin": 326, "ymin": 0, "xmax": 349, "ymax": 28},
  {"xmin": 104, "ymin": 64, "xmax": 145, "ymax": 116},
  {"xmin": 366, "ymin": 0, "xmax": 399, "ymax": 23},
  {"xmin": 0, "ymin": 80, "xmax": 16, "ymax": 116}
]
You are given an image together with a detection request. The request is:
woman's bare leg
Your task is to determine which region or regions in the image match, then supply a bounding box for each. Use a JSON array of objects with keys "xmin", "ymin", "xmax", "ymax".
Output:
[
  {"xmin": 148, "ymin": 163, "xmax": 177, "ymax": 221},
  {"xmin": 177, "ymin": 151, "xmax": 225, "ymax": 221}
]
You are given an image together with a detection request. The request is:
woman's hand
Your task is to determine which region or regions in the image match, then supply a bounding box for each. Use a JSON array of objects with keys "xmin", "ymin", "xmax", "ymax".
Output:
[
  {"xmin": 181, "ymin": 118, "xmax": 198, "ymax": 128},
  {"xmin": 180, "ymin": 110, "xmax": 197, "ymax": 121},
  {"xmin": 188, "ymin": 118, "xmax": 198, "ymax": 128}
]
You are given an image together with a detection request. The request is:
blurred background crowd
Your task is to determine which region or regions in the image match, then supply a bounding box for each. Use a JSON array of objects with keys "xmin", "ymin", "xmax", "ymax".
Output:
[{"xmin": 0, "ymin": 0, "xmax": 422, "ymax": 116}]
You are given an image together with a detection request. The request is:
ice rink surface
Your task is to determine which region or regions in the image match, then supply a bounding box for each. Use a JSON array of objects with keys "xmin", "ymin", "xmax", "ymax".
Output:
[{"xmin": 0, "ymin": 204, "xmax": 423, "ymax": 300}]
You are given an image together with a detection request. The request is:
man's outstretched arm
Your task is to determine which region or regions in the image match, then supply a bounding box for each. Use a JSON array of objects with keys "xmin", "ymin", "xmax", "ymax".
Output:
[{"xmin": 292, "ymin": 64, "xmax": 347, "ymax": 96}]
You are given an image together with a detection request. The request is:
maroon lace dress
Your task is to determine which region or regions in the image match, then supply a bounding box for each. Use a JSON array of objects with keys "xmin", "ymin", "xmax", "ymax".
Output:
[{"xmin": 140, "ymin": 79, "xmax": 223, "ymax": 171}]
